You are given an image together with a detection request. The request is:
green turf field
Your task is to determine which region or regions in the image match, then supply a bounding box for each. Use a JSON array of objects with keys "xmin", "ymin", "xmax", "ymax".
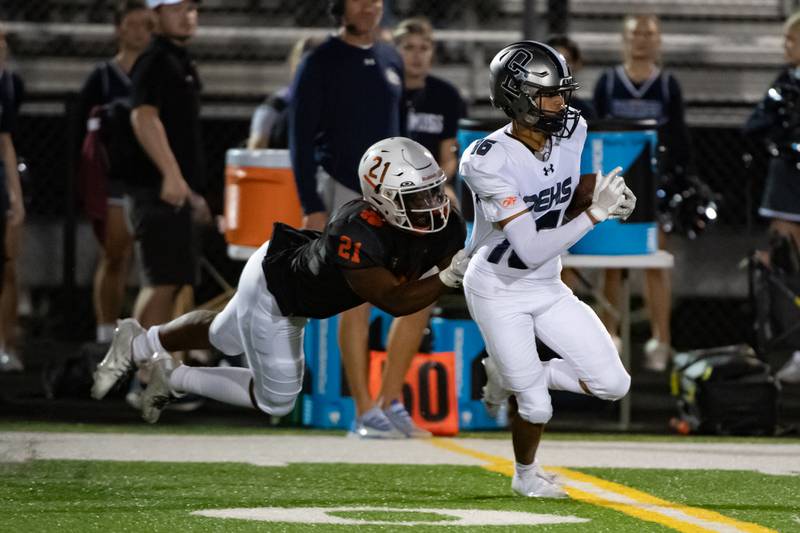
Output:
[{"xmin": 1, "ymin": 458, "xmax": 798, "ymax": 532}]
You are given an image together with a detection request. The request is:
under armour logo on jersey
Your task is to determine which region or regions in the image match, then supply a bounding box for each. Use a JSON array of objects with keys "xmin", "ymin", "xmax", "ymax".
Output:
[
  {"xmin": 364, "ymin": 58, "xmax": 376, "ymax": 66},
  {"xmin": 543, "ymin": 164, "xmax": 555, "ymax": 176}
]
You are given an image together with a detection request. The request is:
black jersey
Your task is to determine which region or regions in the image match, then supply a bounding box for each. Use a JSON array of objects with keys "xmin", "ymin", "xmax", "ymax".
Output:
[{"xmin": 263, "ymin": 199, "xmax": 466, "ymax": 319}]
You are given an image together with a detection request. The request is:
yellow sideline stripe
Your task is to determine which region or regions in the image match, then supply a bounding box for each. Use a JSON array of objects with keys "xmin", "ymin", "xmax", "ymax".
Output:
[{"xmin": 429, "ymin": 438, "xmax": 776, "ymax": 533}]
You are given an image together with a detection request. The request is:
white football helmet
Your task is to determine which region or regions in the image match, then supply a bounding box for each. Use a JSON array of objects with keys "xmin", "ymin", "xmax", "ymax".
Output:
[{"xmin": 358, "ymin": 137, "xmax": 450, "ymax": 233}]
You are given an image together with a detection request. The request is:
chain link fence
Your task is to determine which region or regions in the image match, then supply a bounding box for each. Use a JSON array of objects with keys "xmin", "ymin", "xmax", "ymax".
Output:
[{"xmin": 1, "ymin": 1, "xmax": 795, "ymax": 356}]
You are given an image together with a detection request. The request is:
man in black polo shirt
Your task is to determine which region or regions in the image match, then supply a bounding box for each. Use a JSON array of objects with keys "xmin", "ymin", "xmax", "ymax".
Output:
[{"xmin": 124, "ymin": 0, "xmax": 209, "ymax": 341}]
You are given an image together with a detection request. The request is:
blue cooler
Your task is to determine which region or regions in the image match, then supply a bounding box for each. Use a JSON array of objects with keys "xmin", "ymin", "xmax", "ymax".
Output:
[{"xmin": 570, "ymin": 124, "xmax": 659, "ymax": 255}]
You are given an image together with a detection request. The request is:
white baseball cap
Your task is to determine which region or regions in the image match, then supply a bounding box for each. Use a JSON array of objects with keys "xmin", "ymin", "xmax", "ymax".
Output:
[{"xmin": 147, "ymin": 0, "xmax": 200, "ymax": 8}]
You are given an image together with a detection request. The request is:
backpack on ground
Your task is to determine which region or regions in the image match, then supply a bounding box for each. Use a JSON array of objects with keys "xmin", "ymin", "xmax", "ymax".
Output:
[{"xmin": 670, "ymin": 344, "xmax": 779, "ymax": 435}]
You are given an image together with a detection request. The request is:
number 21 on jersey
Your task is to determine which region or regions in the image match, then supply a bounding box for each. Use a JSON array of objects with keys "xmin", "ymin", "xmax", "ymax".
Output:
[{"xmin": 338, "ymin": 235, "xmax": 362, "ymax": 264}]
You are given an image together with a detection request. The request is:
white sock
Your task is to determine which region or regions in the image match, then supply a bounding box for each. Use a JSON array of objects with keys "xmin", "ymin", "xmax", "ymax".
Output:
[
  {"xmin": 147, "ymin": 325, "xmax": 167, "ymax": 353},
  {"xmin": 516, "ymin": 461, "xmax": 536, "ymax": 477},
  {"xmin": 96, "ymin": 323, "xmax": 116, "ymax": 343},
  {"xmin": 131, "ymin": 325, "xmax": 168, "ymax": 365},
  {"xmin": 131, "ymin": 333, "xmax": 152, "ymax": 365},
  {"xmin": 169, "ymin": 365, "xmax": 255, "ymax": 409},
  {"xmin": 543, "ymin": 359, "xmax": 586, "ymax": 395}
]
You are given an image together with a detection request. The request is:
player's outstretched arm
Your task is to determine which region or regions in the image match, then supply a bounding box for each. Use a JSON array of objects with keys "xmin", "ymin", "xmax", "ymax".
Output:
[{"xmin": 342, "ymin": 251, "xmax": 467, "ymax": 317}]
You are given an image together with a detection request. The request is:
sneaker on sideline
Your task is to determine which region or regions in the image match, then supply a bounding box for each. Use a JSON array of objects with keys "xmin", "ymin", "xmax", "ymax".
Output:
[
  {"xmin": 383, "ymin": 400, "xmax": 432, "ymax": 438},
  {"xmin": 349, "ymin": 406, "xmax": 404, "ymax": 439},
  {"xmin": 643, "ymin": 338, "xmax": 672, "ymax": 372}
]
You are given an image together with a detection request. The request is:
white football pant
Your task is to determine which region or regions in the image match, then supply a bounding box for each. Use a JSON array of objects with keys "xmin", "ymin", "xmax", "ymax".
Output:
[
  {"xmin": 209, "ymin": 240, "xmax": 308, "ymax": 417},
  {"xmin": 464, "ymin": 270, "xmax": 630, "ymax": 424}
]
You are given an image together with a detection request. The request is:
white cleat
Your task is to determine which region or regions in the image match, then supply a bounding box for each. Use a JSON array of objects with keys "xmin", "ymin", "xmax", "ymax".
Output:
[
  {"xmin": 349, "ymin": 406, "xmax": 405, "ymax": 439},
  {"xmin": 91, "ymin": 319, "xmax": 145, "ymax": 400},
  {"xmin": 512, "ymin": 471, "xmax": 568, "ymax": 499},
  {"xmin": 482, "ymin": 357, "xmax": 510, "ymax": 419},
  {"xmin": 533, "ymin": 461, "xmax": 559, "ymax": 484},
  {"xmin": 140, "ymin": 353, "xmax": 179, "ymax": 424},
  {"xmin": 383, "ymin": 400, "xmax": 432, "ymax": 438}
]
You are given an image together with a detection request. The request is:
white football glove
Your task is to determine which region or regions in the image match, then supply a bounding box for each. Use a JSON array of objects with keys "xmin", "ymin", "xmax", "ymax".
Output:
[
  {"xmin": 588, "ymin": 166, "xmax": 627, "ymax": 223},
  {"xmin": 439, "ymin": 249, "xmax": 470, "ymax": 288},
  {"xmin": 610, "ymin": 186, "xmax": 637, "ymax": 221}
]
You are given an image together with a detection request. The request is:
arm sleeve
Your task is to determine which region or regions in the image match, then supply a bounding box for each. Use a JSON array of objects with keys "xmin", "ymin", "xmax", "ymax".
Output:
[
  {"xmin": 289, "ymin": 55, "xmax": 326, "ymax": 214},
  {"xmin": 503, "ymin": 209, "xmax": 594, "ymax": 269}
]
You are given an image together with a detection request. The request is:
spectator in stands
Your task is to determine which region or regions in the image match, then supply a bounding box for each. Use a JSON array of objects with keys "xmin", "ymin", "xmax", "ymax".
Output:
[
  {"xmin": 394, "ymin": 18, "xmax": 464, "ymax": 181},
  {"xmin": 126, "ymin": 0, "xmax": 210, "ymax": 357},
  {"xmin": 290, "ymin": 0, "xmax": 423, "ymax": 438},
  {"xmin": 77, "ymin": 0, "xmax": 154, "ymax": 345},
  {"xmin": 247, "ymin": 37, "xmax": 320, "ymax": 150},
  {"xmin": 744, "ymin": 10, "xmax": 800, "ymax": 383},
  {"xmin": 593, "ymin": 14, "xmax": 691, "ymax": 371},
  {"xmin": 0, "ymin": 24, "xmax": 26, "ymax": 373},
  {"xmin": 545, "ymin": 35, "xmax": 596, "ymax": 122},
  {"xmin": 369, "ymin": 17, "xmax": 467, "ymax": 434}
]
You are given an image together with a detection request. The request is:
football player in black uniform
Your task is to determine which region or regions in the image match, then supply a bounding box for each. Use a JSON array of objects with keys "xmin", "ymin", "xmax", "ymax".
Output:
[{"xmin": 91, "ymin": 137, "xmax": 469, "ymax": 423}]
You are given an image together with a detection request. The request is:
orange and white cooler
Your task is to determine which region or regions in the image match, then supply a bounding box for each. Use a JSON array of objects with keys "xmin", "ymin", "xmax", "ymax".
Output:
[{"xmin": 224, "ymin": 149, "xmax": 302, "ymax": 260}]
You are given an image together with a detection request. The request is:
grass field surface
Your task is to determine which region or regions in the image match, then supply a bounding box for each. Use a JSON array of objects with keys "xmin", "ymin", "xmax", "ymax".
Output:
[{"xmin": 2, "ymin": 425, "xmax": 799, "ymax": 532}]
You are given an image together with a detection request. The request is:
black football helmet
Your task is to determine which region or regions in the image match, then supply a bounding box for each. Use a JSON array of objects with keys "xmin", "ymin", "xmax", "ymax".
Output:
[{"xmin": 489, "ymin": 40, "xmax": 581, "ymax": 138}]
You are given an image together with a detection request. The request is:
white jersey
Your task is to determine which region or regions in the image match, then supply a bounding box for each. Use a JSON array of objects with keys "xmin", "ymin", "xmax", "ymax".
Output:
[{"xmin": 460, "ymin": 117, "xmax": 587, "ymax": 282}]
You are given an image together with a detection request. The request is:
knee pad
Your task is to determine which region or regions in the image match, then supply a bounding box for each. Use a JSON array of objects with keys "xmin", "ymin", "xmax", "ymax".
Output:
[
  {"xmin": 515, "ymin": 388, "xmax": 553, "ymax": 424},
  {"xmin": 255, "ymin": 397, "xmax": 296, "ymax": 418},
  {"xmin": 588, "ymin": 369, "xmax": 631, "ymax": 401},
  {"xmin": 253, "ymin": 359, "xmax": 304, "ymax": 416}
]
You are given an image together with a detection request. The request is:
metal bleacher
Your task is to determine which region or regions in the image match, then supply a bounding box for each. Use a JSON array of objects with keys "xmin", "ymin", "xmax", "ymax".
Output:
[
  {"xmin": 7, "ymin": 0, "xmax": 787, "ymax": 124},
  {"xmin": 4, "ymin": 0, "xmax": 794, "ymax": 126}
]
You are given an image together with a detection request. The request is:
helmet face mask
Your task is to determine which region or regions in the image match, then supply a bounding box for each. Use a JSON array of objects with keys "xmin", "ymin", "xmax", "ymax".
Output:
[
  {"xmin": 359, "ymin": 137, "xmax": 450, "ymax": 234},
  {"xmin": 490, "ymin": 41, "xmax": 581, "ymax": 138}
]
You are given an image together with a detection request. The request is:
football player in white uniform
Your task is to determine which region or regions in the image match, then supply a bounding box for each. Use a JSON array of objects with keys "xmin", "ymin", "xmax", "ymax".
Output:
[{"xmin": 460, "ymin": 41, "xmax": 636, "ymax": 498}]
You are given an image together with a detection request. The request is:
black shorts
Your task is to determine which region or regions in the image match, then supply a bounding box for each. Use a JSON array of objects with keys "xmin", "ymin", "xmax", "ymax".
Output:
[{"xmin": 125, "ymin": 189, "xmax": 198, "ymax": 286}]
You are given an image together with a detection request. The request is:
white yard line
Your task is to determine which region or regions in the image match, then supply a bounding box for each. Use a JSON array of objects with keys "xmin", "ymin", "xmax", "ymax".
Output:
[{"xmin": 1, "ymin": 432, "xmax": 798, "ymax": 476}]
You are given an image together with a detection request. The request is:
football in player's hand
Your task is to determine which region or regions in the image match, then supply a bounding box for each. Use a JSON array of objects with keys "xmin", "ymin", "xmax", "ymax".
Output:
[{"xmin": 565, "ymin": 173, "xmax": 596, "ymax": 220}]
